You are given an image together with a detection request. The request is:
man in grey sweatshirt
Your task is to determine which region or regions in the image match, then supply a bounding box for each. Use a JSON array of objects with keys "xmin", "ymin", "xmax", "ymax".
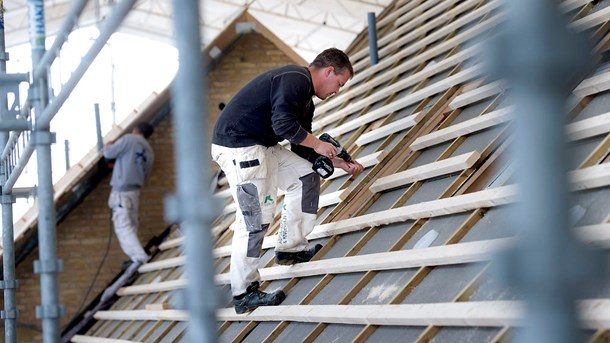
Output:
[{"xmin": 103, "ymin": 122, "xmax": 155, "ymax": 264}]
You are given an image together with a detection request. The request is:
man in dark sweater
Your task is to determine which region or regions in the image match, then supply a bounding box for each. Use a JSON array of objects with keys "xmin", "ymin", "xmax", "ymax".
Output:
[{"xmin": 211, "ymin": 48, "xmax": 363, "ymax": 314}]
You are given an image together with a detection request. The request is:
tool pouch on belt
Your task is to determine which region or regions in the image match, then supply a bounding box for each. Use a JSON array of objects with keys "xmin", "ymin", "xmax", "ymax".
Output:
[{"xmin": 234, "ymin": 145, "xmax": 268, "ymax": 181}]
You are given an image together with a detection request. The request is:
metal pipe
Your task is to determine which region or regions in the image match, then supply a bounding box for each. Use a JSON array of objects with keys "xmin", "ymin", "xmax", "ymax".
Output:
[
  {"xmin": 0, "ymin": 1, "xmax": 18, "ymax": 341},
  {"xmin": 367, "ymin": 12, "xmax": 379, "ymax": 65},
  {"xmin": 488, "ymin": 0, "xmax": 604, "ymax": 342},
  {"xmin": 28, "ymin": 1, "xmax": 63, "ymax": 341},
  {"xmin": 1, "ymin": 101, "xmax": 30, "ymax": 161},
  {"xmin": 0, "ymin": 118, "xmax": 31, "ymax": 131},
  {"xmin": 0, "ymin": 73, "xmax": 29, "ymax": 82},
  {"xmin": 170, "ymin": 0, "xmax": 217, "ymax": 341},
  {"xmin": 3, "ymin": 0, "xmax": 137, "ymax": 192},
  {"xmin": 33, "ymin": 0, "xmax": 89, "ymax": 80},
  {"xmin": 37, "ymin": 0, "xmax": 137, "ymax": 129},
  {"xmin": 1, "ymin": 195, "xmax": 16, "ymax": 343},
  {"xmin": 94, "ymin": 103, "xmax": 103, "ymax": 152},
  {"xmin": 64, "ymin": 140, "xmax": 70, "ymax": 171},
  {"xmin": 3, "ymin": 143, "xmax": 33, "ymax": 191}
]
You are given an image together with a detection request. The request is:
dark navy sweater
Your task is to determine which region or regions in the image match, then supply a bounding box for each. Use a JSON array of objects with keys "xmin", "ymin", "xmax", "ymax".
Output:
[{"xmin": 212, "ymin": 65, "xmax": 317, "ymax": 162}]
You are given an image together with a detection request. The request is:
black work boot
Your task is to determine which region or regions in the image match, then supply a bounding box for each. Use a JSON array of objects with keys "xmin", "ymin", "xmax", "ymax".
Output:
[
  {"xmin": 275, "ymin": 244, "xmax": 323, "ymax": 265},
  {"xmin": 233, "ymin": 282, "xmax": 286, "ymax": 314}
]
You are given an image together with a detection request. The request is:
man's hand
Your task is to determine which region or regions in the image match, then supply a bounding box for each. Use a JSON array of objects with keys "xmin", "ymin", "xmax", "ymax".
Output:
[
  {"xmin": 315, "ymin": 140, "xmax": 338, "ymax": 159},
  {"xmin": 301, "ymin": 133, "xmax": 340, "ymax": 159},
  {"xmin": 333, "ymin": 158, "xmax": 364, "ymax": 175}
]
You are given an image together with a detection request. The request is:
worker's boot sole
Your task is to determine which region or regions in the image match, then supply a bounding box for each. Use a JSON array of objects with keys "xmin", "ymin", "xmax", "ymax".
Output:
[{"xmin": 275, "ymin": 244, "xmax": 323, "ymax": 265}]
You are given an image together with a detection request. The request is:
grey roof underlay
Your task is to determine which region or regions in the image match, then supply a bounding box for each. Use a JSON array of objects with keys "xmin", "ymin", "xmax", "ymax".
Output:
[{"xmin": 68, "ymin": 0, "xmax": 610, "ymax": 341}]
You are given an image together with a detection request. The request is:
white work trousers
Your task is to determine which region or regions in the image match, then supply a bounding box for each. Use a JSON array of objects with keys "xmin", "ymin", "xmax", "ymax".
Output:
[
  {"xmin": 108, "ymin": 190, "xmax": 149, "ymax": 263},
  {"xmin": 211, "ymin": 144, "xmax": 320, "ymax": 296}
]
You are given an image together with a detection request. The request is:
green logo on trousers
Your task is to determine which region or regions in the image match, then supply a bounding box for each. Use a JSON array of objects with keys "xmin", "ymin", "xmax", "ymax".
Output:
[{"xmin": 264, "ymin": 195, "xmax": 273, "ymax": 204}]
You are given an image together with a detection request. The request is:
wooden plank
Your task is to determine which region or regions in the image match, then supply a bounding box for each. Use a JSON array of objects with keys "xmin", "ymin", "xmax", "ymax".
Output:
[
  {"xmin": 222, "ymin": 300, "xmax": 608, "ymax": 328},
  {"xmin": 315, "ymin": 4, "xmax": 501, "ymax": 116},
  {"xmin": 571, "ymin": 5, "xmax": 610, "ymax": 31},
  {"xmin": 212, "ymin": 185, "xmax": 515, "ymax": 260},
  {"xmin": 355, "ymin": 111, "xmax": 424, "ymax": 146},
  {"xmin": 394, "ymin": 0, "xmax": 459, "ymax": 28},
  {"xmin": 222, "ymin": 202, "xmax": 237, "ymax": 215},
  {"xmin": 117, "ymin": 279, "xmax": 186, "ymax": 296},
  {"xmin": 92, "ymin": 300, "xmax": 610, "ymax": 328},
  {"xmin": 354, "ymin": 0, "xmax": 500, "ymax": 84},
  {"xmin": 567, "ymin": 112, "xmax": 610, "ymax": 141},
  {"xmin": 573, "ymin": 72, "xmax": 610, "ymax": 98},
  {"xmin": 327, "ymin": 150, "xmax": 387, "ymax": 180},
  {"xmin": 318, "ymin": 189, "xmax": 348, "ymax": 208},
  {"xmin": 220, "ymin": 238, "xmax": 512, "ymax": 284},
  {"xmin": 410, "ymin": 107, "xmax": 513, "ymax": 151},
  {"xmin": 353, "ymin": 0, "xmax": 444, "ymax": 65},
  {"xmin": 575, "ymin": 223, "xmax": 610, "ymax": 248},
  {"xmin": 369, "ymin": 151, "xmax": 481, "ymax": 193},
  {"xmin": 449, "ymin": 80, "xmax": 505, "ymax": 110},
  {"xmin": 122, "ymin": 239, "xmax": 508, "ymax": 292},
  {"xmin": 145, "ymin": 303, "xmax": 172, "ymax": 311},
  {"xmin": 71, "ymin": 336, "xmax": 139, "ymax": 343},
  {"xmin": 351, "ymin": 0, "xmax": 462, "ymax": 66},
  {"xmin": 561, "ymin": 0, "xmax": 593, "ymax": 12},
  {"xmin": 319, "ymin": 66, "xmax": 481, "ymax": 135},
  {"xmin": 213, "ymin": 188, "xmax": 232, "ymax": 199},
  {"xmin": 122, "ymin": 218, "xmax": 610, "ymax": 281},
  {"xmin": 159, "ymin": 237, "xmax": 183, "ymax": 251},
  {"xmin": 94, "ymin": 309, "xmax": 189, "ymax": 321},
  {"xmin": 409, "ymin": 105, "xmax": 609, "ymax": 154},
  {"xmin": 310, "ymin": 185, "xmax": 516, "ymax": 240},
  {"xmin": 569, "ymin": 163, "xmax": 610, "ymax": 191},
  {"xmin": 323, "ymin": 45, "xmax": 474, "ymax": 126},
  {"xmin": 317, "ymin": 38, "xmax": 480, "ymax": 119},
  {"xmin": 139, "ymin": 256, "xmax": 185, "ymax": 273},
  {"xmin": 373, "ymin": 0, "xmax": 482, "ymax": 66}
]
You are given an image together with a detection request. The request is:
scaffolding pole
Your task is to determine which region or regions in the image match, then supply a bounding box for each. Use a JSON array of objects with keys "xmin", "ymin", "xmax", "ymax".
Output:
[
  {"xmin": 490, "ymin": 1, "xmax": 605, "ymax": 342},
  {"xmin": 0, "ymin": 1, "xmax": 19, "ymax": 342},
  {"xmin": 169, "ymin": 0, "xmax": 217, "ymax": 342},
  {"xmin": 27, "ymin": 0, "xmax": 64, "ymax": 341}
]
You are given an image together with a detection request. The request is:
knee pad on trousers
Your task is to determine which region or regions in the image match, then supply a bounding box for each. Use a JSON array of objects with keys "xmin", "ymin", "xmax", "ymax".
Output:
[
  {"xmin": 247, "ymin": 223, "xmax": 269, "ymax": 258},
  {"xmin": 300, "ymin": 172, "xmax": 320, "ymax": 214},
  {"xmin": 237, "ymin": 182, "xmax": 262, "ymax": 232}
]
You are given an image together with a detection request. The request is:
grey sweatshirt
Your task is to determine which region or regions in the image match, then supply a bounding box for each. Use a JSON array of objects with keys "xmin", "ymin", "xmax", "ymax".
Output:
[{"xmin": 103, "ymin": 134, "xmax": 154, "ymax": 191}]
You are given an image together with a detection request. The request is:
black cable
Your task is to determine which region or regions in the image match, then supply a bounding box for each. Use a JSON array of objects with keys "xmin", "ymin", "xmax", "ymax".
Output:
[{"xmin": 74, "ymin": 211, "xmax": 114, "ymax": 316}]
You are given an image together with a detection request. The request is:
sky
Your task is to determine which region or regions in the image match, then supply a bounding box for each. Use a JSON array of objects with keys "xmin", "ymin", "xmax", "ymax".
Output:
[{"xmin": 5, "ymin": 27, "xmax": 179, "ymax": 220}]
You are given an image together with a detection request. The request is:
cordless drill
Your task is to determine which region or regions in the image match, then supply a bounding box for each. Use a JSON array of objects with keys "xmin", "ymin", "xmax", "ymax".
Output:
[{"xmin": 312, "ymin": 133, "xmax": 352, "ymax": 178}]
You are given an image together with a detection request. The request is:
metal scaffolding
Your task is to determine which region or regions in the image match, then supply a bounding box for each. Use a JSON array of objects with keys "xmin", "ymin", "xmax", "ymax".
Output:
[
  {"xmin": 0, "ymin": 0, "xmax": 604, "ymax": 342},
  {"xmin": 0, "ymin": 0, "xmax": 217, "ymax": 341},
  {"xmin": 0, "ymin": 0, "xmax": 141, "ymax": 341}
]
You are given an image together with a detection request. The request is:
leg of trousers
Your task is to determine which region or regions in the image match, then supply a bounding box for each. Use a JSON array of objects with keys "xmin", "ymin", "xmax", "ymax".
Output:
[
  {"xmin": 211, "ymin": 144, "xmax": 320, "ymax": 296},
  {"xmin": 108, "ymin": 190, "xmax": 149, "ymax": 263}
]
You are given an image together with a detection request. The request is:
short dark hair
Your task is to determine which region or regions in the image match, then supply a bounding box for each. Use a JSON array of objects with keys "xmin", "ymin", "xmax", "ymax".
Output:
[
  {"xmin": 136, "ymin": 122, "xmax": 154, "ymax": 139},
  {"xmin": 309, "ymin": 48, "xmax": 354, "ymax": 79}
]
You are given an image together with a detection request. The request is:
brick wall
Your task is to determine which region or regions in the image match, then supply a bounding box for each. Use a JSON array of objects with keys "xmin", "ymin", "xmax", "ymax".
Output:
[{"xmin": 8, "ymin": 31, "xmax": 297, "ymax": 341}]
